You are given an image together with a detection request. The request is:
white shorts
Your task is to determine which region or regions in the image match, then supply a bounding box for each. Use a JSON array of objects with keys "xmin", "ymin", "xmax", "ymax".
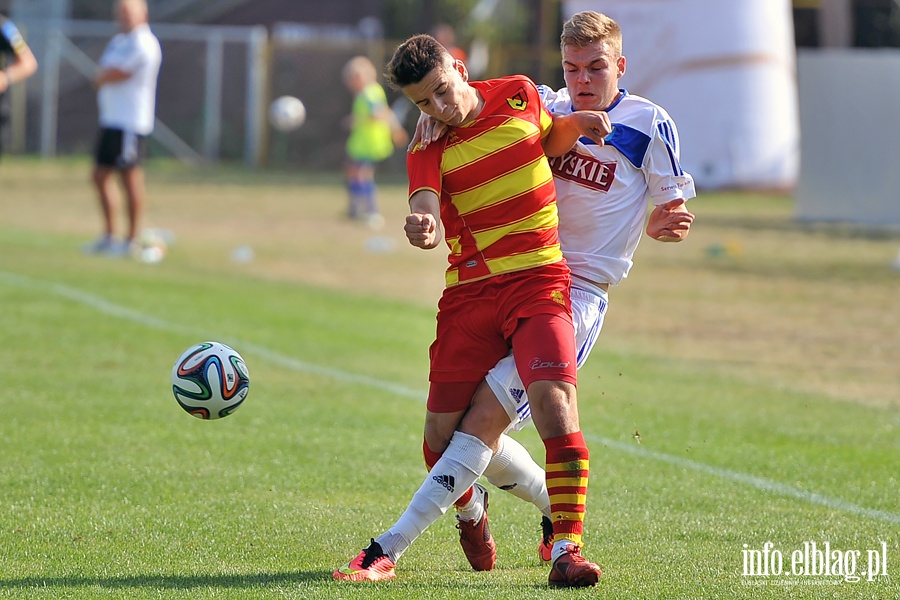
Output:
[{"xmin": 486, "ymin": 286, "xmax": 609, "ymax": 432}]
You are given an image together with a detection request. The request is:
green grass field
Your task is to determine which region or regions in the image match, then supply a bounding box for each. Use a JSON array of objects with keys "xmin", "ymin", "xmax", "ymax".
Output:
[{"xmin": 0, "ymin": 158, "xmax": 898, "ymax": 599}]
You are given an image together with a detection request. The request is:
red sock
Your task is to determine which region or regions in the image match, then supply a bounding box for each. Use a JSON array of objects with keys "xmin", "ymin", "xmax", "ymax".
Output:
[{"xmin": 423, "ymin": 438, "xmax": 442, "ymax": 470}]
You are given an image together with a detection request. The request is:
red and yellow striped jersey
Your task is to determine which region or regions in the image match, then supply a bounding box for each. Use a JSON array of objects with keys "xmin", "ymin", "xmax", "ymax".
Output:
[{"xmin": 408, "ymin": 75, "xmax": 566, "ymax": 287}]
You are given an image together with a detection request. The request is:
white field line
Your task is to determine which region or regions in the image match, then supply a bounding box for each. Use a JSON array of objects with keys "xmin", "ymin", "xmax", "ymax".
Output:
[{"xmin": 3, "ymin": 270, "xmax": 898, "ymax": 526}]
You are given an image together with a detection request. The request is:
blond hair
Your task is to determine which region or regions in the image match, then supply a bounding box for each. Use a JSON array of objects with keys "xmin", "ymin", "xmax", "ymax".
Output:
[
  {"xmin": 560, "ymin": 11, "xmax": 622, "ymax": 57},
  {"xmin": 342, "ymin": 55, "xmax": 377, "ymax": 86}
]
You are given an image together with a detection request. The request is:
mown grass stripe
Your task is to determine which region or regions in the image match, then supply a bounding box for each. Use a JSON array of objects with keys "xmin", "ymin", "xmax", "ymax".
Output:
[{"xmin": 3, "ymin": 269, "xmax": 897, "ymax": 526}]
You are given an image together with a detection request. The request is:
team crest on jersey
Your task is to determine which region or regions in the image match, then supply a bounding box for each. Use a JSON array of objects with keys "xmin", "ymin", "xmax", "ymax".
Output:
[
  {"xmin": 507, "ymin": 88, "xmax": 528, "ymax": 111},
  {"xmin": 550, "ymin": 290, "xmax": 565, "ymax": 306}
]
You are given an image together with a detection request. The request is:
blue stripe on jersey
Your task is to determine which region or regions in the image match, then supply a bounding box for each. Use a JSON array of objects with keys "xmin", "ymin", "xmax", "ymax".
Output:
[
  {"xmin": 657, "ymin": 121, "xmax": 682, "ymax": 176},
  {"xmin": 516, "ymin": 402, "xmax": 531, "ymax": 422},
  {"xmin": 658, "ymin": 121, "xmax": 674, "ymax": 153},
  {"xmin": 575, "ymin": 317, "xmax": 599, "ymax": 368},
  {"xmin": 580, "ymin": 123, "xmax": 650, "ymax": 169},
  {"xmin": 605, "ymin": 89, "xmax": 628, "ymax": 111}
]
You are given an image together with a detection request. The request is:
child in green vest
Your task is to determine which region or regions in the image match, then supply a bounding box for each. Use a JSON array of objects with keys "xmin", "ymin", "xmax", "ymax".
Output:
[{"xmin": 342, "ymin": 55, "xmax": 408, "ymax": 226}]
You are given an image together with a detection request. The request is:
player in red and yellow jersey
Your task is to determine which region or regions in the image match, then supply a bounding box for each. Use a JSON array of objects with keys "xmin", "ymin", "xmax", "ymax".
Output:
[
  {"xmin": 407, "ymin": 74, "xmax": 564, "ymax": 287},
  {"xmin": 334, "ymin": 34, "xmax": 609, "ymax": 587}
]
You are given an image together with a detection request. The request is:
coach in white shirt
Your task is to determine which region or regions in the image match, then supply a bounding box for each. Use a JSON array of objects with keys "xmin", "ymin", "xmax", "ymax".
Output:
[{"xmin": 87, "ymin": 0, "xmax": 161, "ymax": 256}]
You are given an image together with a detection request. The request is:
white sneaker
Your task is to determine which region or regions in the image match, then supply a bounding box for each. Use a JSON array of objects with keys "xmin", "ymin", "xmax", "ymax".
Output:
[
  {"xmin": 82, "ymin": 235, "xmax": 118, "ymax": 255},
  {"xmin": 366, "ymin": 213, "xmax": 385, "ymax": 230},
  {"xmin": 107, "ymin": 239, "xmax": 138, "ymax": 258}
]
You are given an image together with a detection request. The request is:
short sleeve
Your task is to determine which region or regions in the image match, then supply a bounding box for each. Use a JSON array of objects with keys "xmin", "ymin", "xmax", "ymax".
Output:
[
  {"xmin": 0, "ymin": 19, "xmax": 26, "ymax": 55},
  {"xmin": 645, "ymin": 116, "xmax": 696, "ymax": 203},
  {"xmin": 407, "ymin": 137, "xmax": 446, "ymax": 200},
  {"xmin": 537, "ymin": 84, "xmax": 557, "ymax": 108},
  {"xmin": 523, "ymin": 78, "xmax": 553, "ymax": 137}
]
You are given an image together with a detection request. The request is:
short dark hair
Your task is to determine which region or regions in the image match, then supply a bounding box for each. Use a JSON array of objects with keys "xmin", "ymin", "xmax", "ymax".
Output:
[{"xmin": 385, "ymin": 34, "xmax": 450, "ymax": 89}]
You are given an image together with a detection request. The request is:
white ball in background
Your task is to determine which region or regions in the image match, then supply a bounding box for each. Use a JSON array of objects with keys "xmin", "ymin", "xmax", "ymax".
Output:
[
  {"xmin": 230, "ymin": 245, "xmax": 255, "ymax": 264},
  {"xmin": 268, "ymin": 95, "xmax": 306, "ymax": 132}
]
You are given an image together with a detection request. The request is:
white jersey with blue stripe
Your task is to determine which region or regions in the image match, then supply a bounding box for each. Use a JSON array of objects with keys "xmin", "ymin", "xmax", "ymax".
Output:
[{"xmin": 539, "ymin": 86, "xmax": 696, "ymax": 286}]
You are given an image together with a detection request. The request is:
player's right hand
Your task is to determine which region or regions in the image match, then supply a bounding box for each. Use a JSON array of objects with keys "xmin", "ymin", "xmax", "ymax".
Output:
[{"xmin": 405, "ymin": 213, "xmax": 441, "ymax": 248}]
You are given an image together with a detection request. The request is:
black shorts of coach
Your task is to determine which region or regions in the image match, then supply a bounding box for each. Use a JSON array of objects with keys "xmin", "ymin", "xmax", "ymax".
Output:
[
  {"xmin": 0, "ymin": 99, "xmax": 9, "ymax": 158},
  {"xmin": 94, "ymin": 127, "xmax": 147, "ymax": 169}
]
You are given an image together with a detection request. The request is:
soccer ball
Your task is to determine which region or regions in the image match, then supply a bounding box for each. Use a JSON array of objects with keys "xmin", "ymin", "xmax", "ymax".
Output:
[
  {"xmin": 268, "ymin": 95, "xmax": 306, "ymax": 131},
  {"xmin": 171, "ymin": 342, "xmax": 250, "ymax": 420}
]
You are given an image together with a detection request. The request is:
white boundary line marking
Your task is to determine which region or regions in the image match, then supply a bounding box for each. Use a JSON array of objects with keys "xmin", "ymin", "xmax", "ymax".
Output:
[{"xmin": 3, "ymin": 270, "xmax": 898, "ymax": 525}]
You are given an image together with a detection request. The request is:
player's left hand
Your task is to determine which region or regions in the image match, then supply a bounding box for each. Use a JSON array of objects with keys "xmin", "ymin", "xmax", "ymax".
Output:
[
  {"xmin": 409, "ymin": 112, "xmax": 448, "ymax": 152},
  {"xmin": 646, "ymin": 199, "xmax": 695, "ymax": 242}
]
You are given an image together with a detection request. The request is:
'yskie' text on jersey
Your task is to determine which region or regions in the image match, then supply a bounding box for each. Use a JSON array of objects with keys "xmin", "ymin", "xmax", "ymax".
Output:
[{"xmin": 548, "ymin": 151, "xmax": 617, "ymax": 193}]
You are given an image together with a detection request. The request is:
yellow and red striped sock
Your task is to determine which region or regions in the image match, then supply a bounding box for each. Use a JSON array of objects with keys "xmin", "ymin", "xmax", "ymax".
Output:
[{"xmin": 544, "ymin": 431, "xmax": 589, "ymax": 547}]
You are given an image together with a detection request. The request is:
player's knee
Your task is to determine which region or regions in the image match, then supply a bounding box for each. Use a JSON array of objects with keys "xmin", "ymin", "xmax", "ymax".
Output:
[
  {"xmin": 422, "ymin": 411, "xmax": 462, "ymax": 457},
  {"xmin": 527, "ymin": 380, "xmax": 581, "ymax": 438},
  {"xmin": 458, "ymin": 384, "xmax": 511, "ymax": 450},
  {"xmin": 528, "ymin": 379, "xmax": 576, "ymax": 403}
]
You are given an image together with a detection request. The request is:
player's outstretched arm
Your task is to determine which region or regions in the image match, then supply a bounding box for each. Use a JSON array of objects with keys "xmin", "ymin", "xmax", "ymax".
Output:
[
  {"xmin": 0, "ymin": 41, "xmax": 37, "ymax": 93},
  {"xmin": 542, "ymin": 111, "xmax": 611, "ymax": 157},
  {"xmin": 646, "ymin": 199, "xmax": 695, "ymax": 242},
  {"xmin": 406, "ymin": 190, "xmax": 443, "ymax": 249}
]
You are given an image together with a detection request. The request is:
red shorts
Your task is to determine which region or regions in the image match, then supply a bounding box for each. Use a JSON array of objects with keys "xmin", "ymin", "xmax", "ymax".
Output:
[{"xmin": 426, "ymin": 263, "xmax": 577, "ymax": 413}]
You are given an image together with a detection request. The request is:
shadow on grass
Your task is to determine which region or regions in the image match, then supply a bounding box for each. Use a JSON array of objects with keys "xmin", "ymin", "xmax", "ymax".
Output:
[
  {"xmin": 0, "ymin": 570, "xmax": 551, "ymax": 594},
  {"xmin": 0, "ymin": 570, "xmax": 327, "ymax": 590}
]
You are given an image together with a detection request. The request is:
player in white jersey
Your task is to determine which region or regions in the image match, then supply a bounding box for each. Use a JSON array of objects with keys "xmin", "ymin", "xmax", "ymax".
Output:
[
  {"xmin": 86, "ymin": 0, "xmax": 161, "ymax": 257},
  {"xmin": 404, "ymin": 10, "xmax": 695, "ymax": 573},
  {"xmin": 488, "ymin": 79, "xmax": 696, "ymax": 433}
]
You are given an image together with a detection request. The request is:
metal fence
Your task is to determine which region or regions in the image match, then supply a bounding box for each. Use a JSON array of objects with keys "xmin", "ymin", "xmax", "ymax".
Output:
[{"xmin": 34, "ymin": 19, "xmax": 267, "ymax": 166}]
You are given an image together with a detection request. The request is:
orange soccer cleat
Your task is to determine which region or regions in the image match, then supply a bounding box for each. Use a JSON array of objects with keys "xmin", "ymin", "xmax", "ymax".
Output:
[{"xmin": 333, "ymin": 539, "xmax": 397, "ymax": 582}]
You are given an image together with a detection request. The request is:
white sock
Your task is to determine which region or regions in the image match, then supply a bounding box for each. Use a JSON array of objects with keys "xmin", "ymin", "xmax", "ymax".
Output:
[
  {"xmin": 551, "ymin": 539, "xmax": 580, "ymax": 562},
  {"xmin": 376, "ymin": 431, "xmax": 492, "ymax": 562},
  {"xmin": 483, "ymin": 434, "xmax": 551, "ymax": 518}
]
